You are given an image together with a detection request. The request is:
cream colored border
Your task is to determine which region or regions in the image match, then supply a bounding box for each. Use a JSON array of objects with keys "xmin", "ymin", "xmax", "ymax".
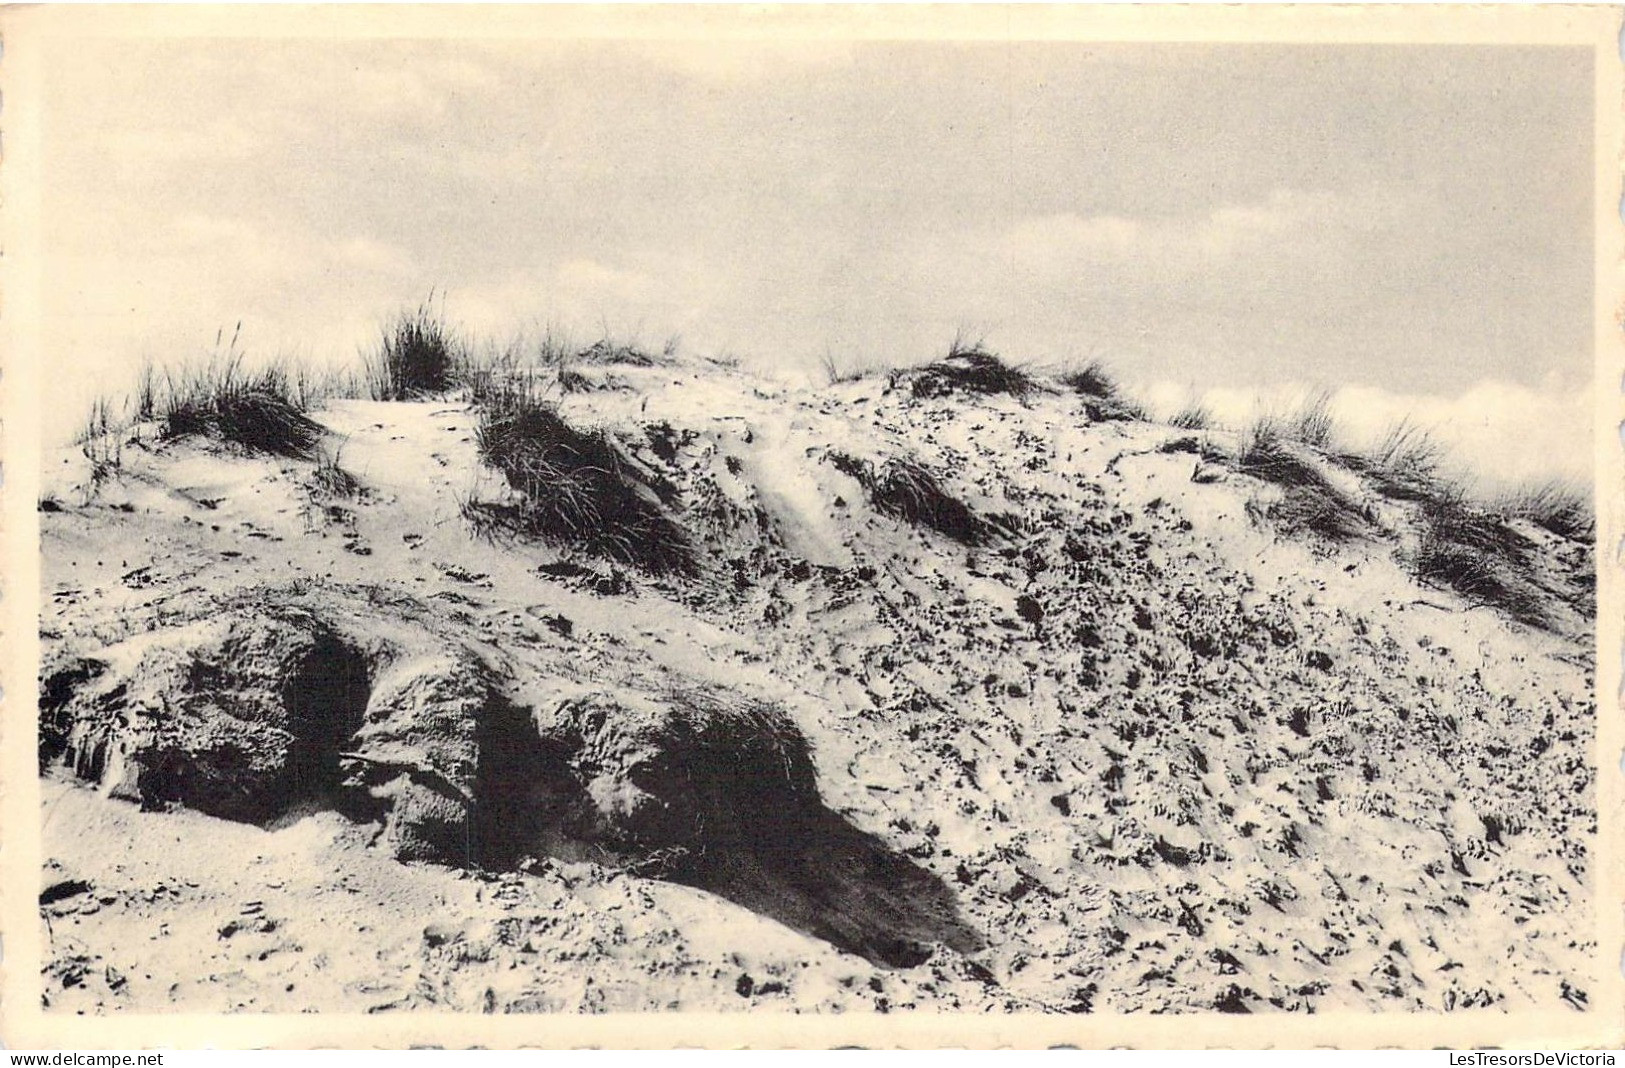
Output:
[{"xmin": 1, "ymin": 4, "xmax": 1620, "ymax": 1050}]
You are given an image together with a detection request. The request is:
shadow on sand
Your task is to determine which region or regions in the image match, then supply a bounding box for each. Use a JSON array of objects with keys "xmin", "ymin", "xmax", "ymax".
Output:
[{"xmin": 682, "ymin": 804, "xmax": 985, "ymax": 969}]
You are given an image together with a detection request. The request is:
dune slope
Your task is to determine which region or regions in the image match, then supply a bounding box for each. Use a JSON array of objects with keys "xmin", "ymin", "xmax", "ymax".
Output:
[{"xmin": 37, "ymin": 359, "xmax": 1595, "ymax": 1014}]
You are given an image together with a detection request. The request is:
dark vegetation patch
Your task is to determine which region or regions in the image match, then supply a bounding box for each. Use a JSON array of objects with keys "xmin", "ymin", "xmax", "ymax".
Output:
[
  {"xmin": 1059, "ymin": 359, "xmax": 1144, "ymax": 422},
  {"xmin": 898, "ymin": 345, "xmax": 1037, "ymax": 400},
  {"xmin": 829, "ymin": 450, "xmax": 993, "ymax": 546},
  {"xmin": 573, "ymin": 337, "xmax": 664, "ymax": 367},
  {"xmin": 156, "ymin": 348, "xmax": 325, "ymax": 460},
  {"xmin": 1231, "ymin": 401, "xmax": 1586, "ymax": 627},
  {"xmin": 1341, "ymin": 418, "xmax": 1445, "ymax": 503},
  {"xmin": 310, "ymin": 442, "xmax": 361, "ymax": 498},
  {"xmin": 467, "ymin": 377, "xmax": 694, "ymax": 574},
  {"xmin": 1059, "ymin": 360, "xmax": 1116, "ymax": 399},
  {"xmin": 1169, "ymin": 402, "xmax": 1214, "ymax": 431},
  {"xmin": 1500, "ymin": 478, "xmax": 1593, "ymax": 542},
  {"xmin": 1412, "ymin": 489, "xmax": 1546, "ymax": 626},
  {"xmin": 1337, "ymin": 416, "xmax": 1586, "ymax": 625},
  {"xmin": 1235, "ymin": 420, "xmax": 1370, "ymax": 542},
  {"xmin": 366, "ymin": 298, "xmax": 462, "ymax": 400},
  {"xmin": 459, "ymin": 328, "xmax": 671, "ymax": 401}
]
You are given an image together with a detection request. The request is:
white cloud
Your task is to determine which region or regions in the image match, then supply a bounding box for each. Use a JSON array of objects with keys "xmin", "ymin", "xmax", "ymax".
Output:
[{"xmin": 992, "ymin": 188, "xmax": 1346, "ymax": 284}]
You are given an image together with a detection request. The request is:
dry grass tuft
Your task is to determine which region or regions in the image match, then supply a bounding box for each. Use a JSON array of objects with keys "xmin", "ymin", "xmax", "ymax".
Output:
[
  {"xmin": 1236, "ymin": 420, "xmax": 1370, "ymax": 542},
  {"xmin": 77, "ymin": 396, "xmax": 124, "ymax": 487},
  {"xmin": 1169, "ymin": 401, "xmax": 1214, "ymax": 431},
  {"xmin": 830, "ymin": 450, "xmax": 992, "ymax": 545},
  {"xmin": 312, "ymin": 441, "xmax": 361, "ymax": 498},
  {"xmin": 819, "ymin": 348, "xmax": 882, "ymax": 386},
  {"xmin": 467, "ymin": 376, "xmax": 693, "ymax": 574},
  {"xmin": 901, "ymin": 342, "xmax": 1037, "ymax": 401},
  {"xmin": 1283, "ymin": 389, "xmax": 1336, "ymax": 450},
  {"xmin": 574, "ymin": 337, "xmax": 662, "ymax": 367},
  {"xmin": 1499, "ymin": 478, "xmax": 1592, "ymax": 542},
  {"xmin": 367, "ymin": 298, "xmax": 462, "ymax": 400},
  {"xmin": 1413, "ymin": 488, "xmax": 1546, "ymax": 625},
  {"xmin": 1335, "ymin": 416, "xmax": 1580, "ymax": 627},
  {"xmin": 156, "ymin": 330, "xmax": 324, "ymax": 458},
  {"xmin": 1345, "ymin": 418, "xmax": 1446, "ymax": 502},
  {"xmin": 1059, "ymin": 359, "xmax": 1145, "ymax": 422}
]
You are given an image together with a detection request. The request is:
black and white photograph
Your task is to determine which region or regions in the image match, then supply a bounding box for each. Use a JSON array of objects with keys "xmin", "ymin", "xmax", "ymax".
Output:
[{"xmin": 3, "ymin": 4, "xmax": 1620, "ymax": 1050}]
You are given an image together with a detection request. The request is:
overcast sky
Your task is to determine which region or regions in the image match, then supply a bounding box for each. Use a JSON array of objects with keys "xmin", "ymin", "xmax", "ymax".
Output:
[{"xmin": 40, "ymin": 38, "xmax": 1596, "ymax": 481}]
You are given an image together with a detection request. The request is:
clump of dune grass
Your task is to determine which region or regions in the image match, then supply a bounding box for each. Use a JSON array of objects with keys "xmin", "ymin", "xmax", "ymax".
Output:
[
  {"xmin": 1283, "ymin": 389, "xmax": 1336, "ymax": 450},
  {"xmin": 1413, "ymin": 532, "xmax": 1544, "ymax": 625},
  {"xmin": 464, "ymin": 326, "xmax": 669, "ymax": 397},
  {"xmin": 467, "ymin": 376, "xmax": 693, "ymax": 574},
  {"xmin": 1418, "ymin": 486, "xmax": 1532, "ymax": 564},
  {"xmin": 1058, "ymin": 359, "xmax": 1144, "ymax": 422},
  {"xmin": 1235, "ymin": 418, "xmax": 1370, "ymax": 542},
  {"xmin": 1371, "ymin": 419, "xmax": 1443, "ymax": 478},
  {"xmin": 1500, "ymin": 478, "xmax": 1592, "ymax": 542},
  {"xmin": 1169, "ymin": 401, "xmax": 1214, "ymax": 431},
  {"xmin": 460, "ymin": 337, "xmax": 554, "ymax": 404},
  {"xmin": 829, "ymin": 450, "xmax": 992, "ymax": 546},
  {"xmin": 1240, "ymin": 391, "xmax": 1340, "ymax": 452},
  {"xmin": 134, "ymin": 359, "xmax": 160, "ymax": 422},
  {"xmin": 1059, "ymin": 359, "xmax": 1116, "ymax": 400},
  {"xmin": 1343, "ymin": 418, "xmax": 1445, "ymax": 502},
  {"xmin": 311, "ymin": 440, "xmax": 361, "ymax": 498},
  {"xmin": 575, "ymin": 336, "xmax": 662, "ymax": 367},
  {"xmin": 367, "ymin": 298, "xmax": 462, "ymax": 400},
  {"xmin": 88, "ymin": 332, "xmax": 343, "ymax": 477},
  {"xmin": 819, "ymin": 348, "xmax": 881, "ymax": 386},
  {"xmin": 78, "ymin": 396, "xmax": 124, "ymax": 487},
  {"xmin": 1412, "ymin": 486, "xmax": 1546, "ymax": 624},
  {"xmin": 1333, "ymin": 414, "xmax": 1577, "ymax": 626},
  {"xmin": 1229, "ymin": 391, "xmax": 1378, "ymax": 540},
  {"xmin": 156, "ymin": 330, "xmax": 324, "ymax": 459},
  {"xmin": 900, "ymin": 339, "xmax": 1036, "ymax": 401}
]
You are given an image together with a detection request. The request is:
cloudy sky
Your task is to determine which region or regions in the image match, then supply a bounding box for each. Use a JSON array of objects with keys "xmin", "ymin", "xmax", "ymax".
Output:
[{"xmin": 39, "ymin": 35, "xmax": 1596, "ymax": 482}]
